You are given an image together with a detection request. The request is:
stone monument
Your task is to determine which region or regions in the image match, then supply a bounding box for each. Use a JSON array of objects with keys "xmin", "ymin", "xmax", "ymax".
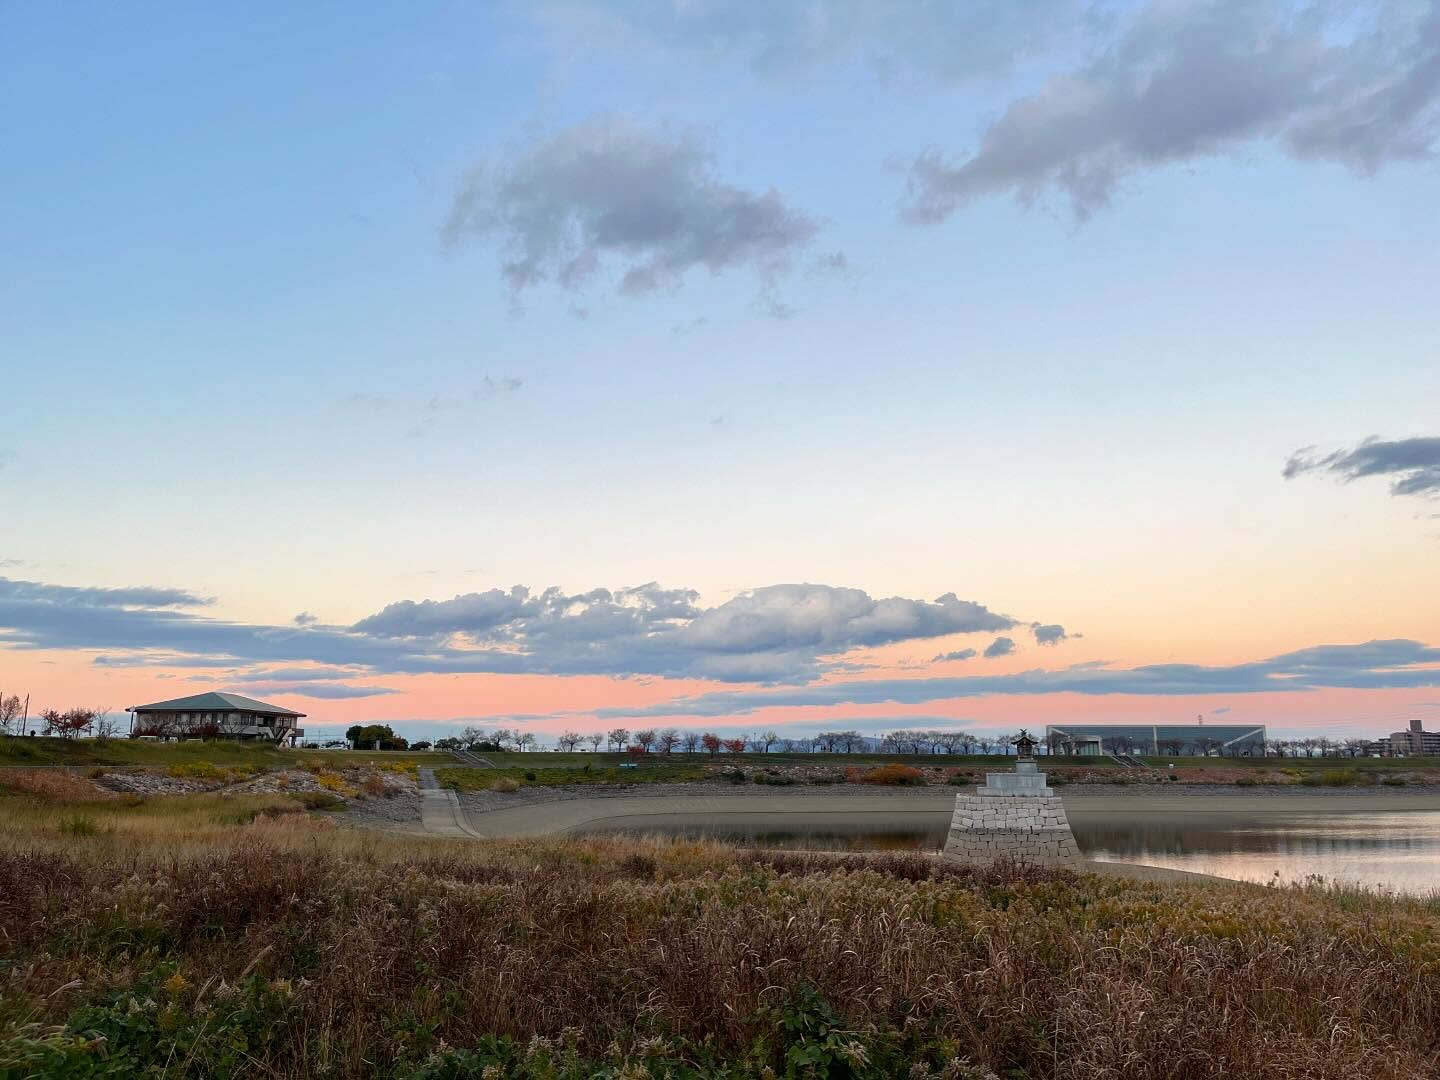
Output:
[{"xmin": 942, "ymin": 729, "xmax": 1081, "ymax": 864}]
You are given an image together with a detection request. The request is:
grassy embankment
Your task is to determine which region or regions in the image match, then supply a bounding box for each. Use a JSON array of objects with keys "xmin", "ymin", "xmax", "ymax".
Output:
[
  {"xmin": 480, "ymin": 751, "xmax": 1122, "ymax": 769},
  {"xmin": 0, "ymin": 734, "xmax": 452, "ymax": 769},
  {"xmin": 3, "ymin": 772, "xmax": 1440, "ymax": 1078}
]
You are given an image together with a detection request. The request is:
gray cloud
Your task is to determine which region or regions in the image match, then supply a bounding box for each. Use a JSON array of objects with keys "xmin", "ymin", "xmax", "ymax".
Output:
[
  {"xmin": 445, "ymin": 115, "xmax": 823, "ymax": 305},
  {"xmin": 905, "ymin": 1, "xmax": 1440, "ymax": 222},
  {"xmin": 984, "ymin": 636, "xmax": 1016, "ymax": 658},
  {"xmin": 293, "ymin": 612, "xmax": 319, "ymax": 626},
  {"xmin": 1284, "ymin": 436, "xmax": 1440, "ymax": 498},
  {"xmin": 542, "ymin": 1, "xmax": 1077, "ymax": 83},
  {"xmin": 596, "ymin": 639, "xmax": 1440, "ymax": 719},
  {"xmin": 2, "ymin": 576, "xmax": 1020, "ymax": 685},
  {"xmin": 0, "ymin": 576, "xmax": 211, "ymax": 610},
  {"xmin": 1031, "ymin": 622, "xmax": 1068, "ymax": 646},
  {"xmin": 934, "ymin": 648, "xmax": 977, "ymax": 662},
  {"xmin": 237, "ymin": 682, "xmax": 399, "ymax": 700}
]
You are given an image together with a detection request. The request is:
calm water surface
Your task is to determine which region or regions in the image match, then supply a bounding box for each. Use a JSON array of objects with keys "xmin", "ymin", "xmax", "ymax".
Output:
[{"xmin": 615, "ymin": 812, "xmax": 1440, "ymax": 894}]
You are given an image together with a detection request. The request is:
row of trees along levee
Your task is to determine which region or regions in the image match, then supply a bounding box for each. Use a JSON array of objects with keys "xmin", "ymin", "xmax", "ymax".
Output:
[{"xmin": 432, "ymin": 726, "xmax": 1045, "ymax": 756}]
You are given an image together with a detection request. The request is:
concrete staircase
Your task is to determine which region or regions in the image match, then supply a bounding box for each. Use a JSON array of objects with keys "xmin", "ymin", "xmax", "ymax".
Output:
[{"xmin": 450, "ymin": 749, "xmax": 496, "ymax": 768}]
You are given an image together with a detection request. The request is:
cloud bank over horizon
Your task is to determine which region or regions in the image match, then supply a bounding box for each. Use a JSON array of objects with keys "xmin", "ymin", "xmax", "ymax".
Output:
[
  {"xmin": 3, "ymin": 573, "xmax": 1437, "ymax": 727},
  {"xmin": 1, "ymin": 576, "xmax": 1024, "ymax": 685},
  {"xmin": 593, "ymin": 638, "xmax": 1440, "ymax": 720}
]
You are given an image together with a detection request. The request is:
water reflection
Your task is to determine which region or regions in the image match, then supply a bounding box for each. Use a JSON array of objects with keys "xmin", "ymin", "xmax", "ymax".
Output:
[
  {"xmin": 1081, "ymin": 812, "xmax": 1440, "ymax": 894},
  {"xmin": 599, "ymin": 811, "xmax": 1440, "ymax": 893}
]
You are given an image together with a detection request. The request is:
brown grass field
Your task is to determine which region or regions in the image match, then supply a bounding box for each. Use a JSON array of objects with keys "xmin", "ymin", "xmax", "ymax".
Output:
[{"xmin": 2, "ymin": 773, "xmax": 1439, "ymax": 1078}]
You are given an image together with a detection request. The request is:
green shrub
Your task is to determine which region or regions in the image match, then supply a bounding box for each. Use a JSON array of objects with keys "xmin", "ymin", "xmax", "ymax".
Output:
[
  {"xmin": 57, "ymin": 815, "xmax": 103, "ymax": 838},
  {"xmin": 167, "ymin": 761, "xmax": 229, "ymax": 780},
  {"xmin": 1382, "ymin": 776, "xmax": 1409, "ymax": 787},
  {"xmin": 523, "ymin": 770, "xmax": 537, "ymax": 782},
  {"xmin": 753, "ymin": 772, "xmax": 795, "ymax": 786},
  {"xmin": 725, "ymin": 769, "xmax": 748, "ymax": 785},
  {"xmin": 1235, "ymin": 777, "xmax": 1257, "ymax": 787},
  {"xmin": 293, "ymin": 791, "xmax": 345, "ymax": 810},
  {"xmin": 16, "ymin": 968, "xmax": 294, "ymax": 1078}
]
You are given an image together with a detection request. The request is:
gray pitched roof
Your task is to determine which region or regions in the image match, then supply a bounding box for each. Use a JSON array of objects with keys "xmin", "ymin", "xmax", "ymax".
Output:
[{"xmin": 130, "ymin": 691, "xmax": 304, "ymax": 717}]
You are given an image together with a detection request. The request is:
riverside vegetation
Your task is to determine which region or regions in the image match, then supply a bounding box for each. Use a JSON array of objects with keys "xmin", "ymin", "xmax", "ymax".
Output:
[{"xmin": 4, "ymin": 769, "xmax": 1440, "ymax": 1078}]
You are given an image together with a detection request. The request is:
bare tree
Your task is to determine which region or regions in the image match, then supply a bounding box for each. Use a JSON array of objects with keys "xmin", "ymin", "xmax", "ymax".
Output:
[
  {"xmin": 753, "ymin": 730, "xmax": 780, "ymax": 753},
  {"xmin": 557, "ymin": 730, "xmax": 582, "ymax": 752},
  {"xmin": 586, "ymin": 731, "xmax": 603, "ymax": 753},
  {"xmin": 935, "ymin": 730, "xmax": 966, "ymax": 755},
  {"xmin": 634, "ymin": 729, "xmax": 657, "ymax": 752},
  {"xmin": 514, "ymin": 731, "xmax": 537, "ymax": 753},
  {"xmin": 680, "ymin": 730, "xmax": 700, "ymax": 754},
  {"xmin": 657, "ymin": 728, "xmax": 681, "ymax": 754},
  {"xmin": 607, "ymin": 728, "xmax": 630, "ymax": 752},
  {"xmin": 93, "ymin": 707, "xmax": 118, "ymax": 743},
  {"xmin": 0, "ymin": 694, "xmax": 22, "ymax": 736}
]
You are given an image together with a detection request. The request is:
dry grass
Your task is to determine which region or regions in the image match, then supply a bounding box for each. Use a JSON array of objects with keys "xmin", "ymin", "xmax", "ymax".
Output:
[
  {"xmin": 0, "ymin": 768, "xmax": 114, "ymax": 802},
  {"xmin": 2, "ymin": 791, "xmax": 1439, "ymax": 1078}
]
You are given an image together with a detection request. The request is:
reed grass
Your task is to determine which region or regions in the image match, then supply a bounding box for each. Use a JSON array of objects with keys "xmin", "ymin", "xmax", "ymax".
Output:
[{"xmin": 2, "ymin": 789, "xmax": 1438, "ymax": 1078}]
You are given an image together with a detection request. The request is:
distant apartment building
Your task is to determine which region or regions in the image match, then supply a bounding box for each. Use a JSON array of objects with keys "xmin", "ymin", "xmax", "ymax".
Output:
[
  {"xmin": 1380, "ymin": 718, "xmax": 1440, "ymax": 757},
  {"xmin": 128, "ymin": 692, "xmax": 305, "ymax": 744},
  {"xmin": 1045, "ymin": 723, "xmax": 1267, "ymax": 757}
]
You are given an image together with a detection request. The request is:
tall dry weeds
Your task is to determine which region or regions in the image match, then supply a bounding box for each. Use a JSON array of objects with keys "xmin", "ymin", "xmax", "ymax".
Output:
[{"xmin": 2, "ymin": 836, "xmax": 1438, "ymax": 1078}]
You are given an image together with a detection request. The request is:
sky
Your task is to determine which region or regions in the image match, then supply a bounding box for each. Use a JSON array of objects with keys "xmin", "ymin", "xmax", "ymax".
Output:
[{"xmin": 2, "ymin": 1, "xmax": 1438, "ymax": 744}]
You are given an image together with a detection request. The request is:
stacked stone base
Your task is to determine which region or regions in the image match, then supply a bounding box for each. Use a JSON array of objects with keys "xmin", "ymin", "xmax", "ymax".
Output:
[{"xmin": 942, "ymin": 794, "xmax": 1081, "ymax": 865}]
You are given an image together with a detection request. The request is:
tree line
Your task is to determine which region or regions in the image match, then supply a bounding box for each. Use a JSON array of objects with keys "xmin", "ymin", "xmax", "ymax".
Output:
[
  {"xmin": 429, "ymin": 725, "xmax": 1040, "ymax": 756},
  {"xmin": 1, "ymin": 695, "xmax": 116, "ymax": 740}
]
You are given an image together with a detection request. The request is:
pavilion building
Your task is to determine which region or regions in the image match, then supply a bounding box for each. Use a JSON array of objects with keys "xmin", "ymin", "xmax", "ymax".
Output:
[{"xmin": 128, "ymin": 692, "xmax": 305, "ymax": 744}]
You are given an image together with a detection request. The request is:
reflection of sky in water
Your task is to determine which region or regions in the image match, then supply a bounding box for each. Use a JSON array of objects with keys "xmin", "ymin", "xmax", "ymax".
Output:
[
  {"xmin": 608, "ymin": 812, "xmax": 1440, "ymax": 894},
  {"xmin": 1080, "ymin": 812, "xmax": 1440, "ymax": 894}
]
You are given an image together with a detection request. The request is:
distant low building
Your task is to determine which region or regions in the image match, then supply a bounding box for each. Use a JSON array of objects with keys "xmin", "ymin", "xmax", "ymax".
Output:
[
  {"xmin": 128, "ymin": 692, "xmax": 305, "ymax": 745},
  {"xmin": 1046, "ymin": 723, "xmax": 1266, "ymax": 757},
  {"xmin": 1386, "ymin": 718, "xmax": 1440, "ymax": 757}
]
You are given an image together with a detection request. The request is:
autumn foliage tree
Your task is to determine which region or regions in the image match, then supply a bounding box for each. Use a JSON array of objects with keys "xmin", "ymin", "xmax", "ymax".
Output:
[{"xmin": 41, "ymin": 708, "xmax": 96, "ymax": 739}]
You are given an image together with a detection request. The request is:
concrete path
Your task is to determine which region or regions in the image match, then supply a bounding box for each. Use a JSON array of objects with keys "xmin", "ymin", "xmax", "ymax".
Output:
[{"xmin": 418, "ymin": 768, "xmax": 486, "ymax": 839}]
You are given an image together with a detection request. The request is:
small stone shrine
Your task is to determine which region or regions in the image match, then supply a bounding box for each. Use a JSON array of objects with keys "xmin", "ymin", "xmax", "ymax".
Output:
[{"xmin": 942, "ymin": 729, "xmax": 1081, "ymax": 864}]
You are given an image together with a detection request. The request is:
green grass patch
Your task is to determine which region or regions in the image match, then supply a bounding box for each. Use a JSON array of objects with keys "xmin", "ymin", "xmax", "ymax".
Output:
[{"xmin": 0, "ymin": 734, "xmax": 451, "ymax": 769}]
